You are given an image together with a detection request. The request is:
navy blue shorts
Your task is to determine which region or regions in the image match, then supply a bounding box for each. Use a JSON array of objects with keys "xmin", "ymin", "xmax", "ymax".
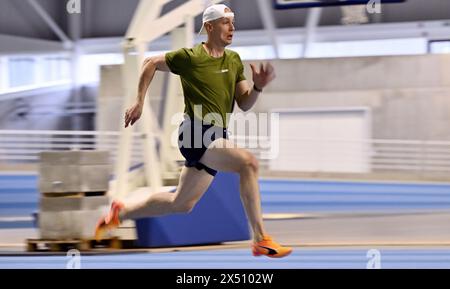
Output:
[{"xmin": 178, "ymin": 119, "xmax": 228, "ymax": 176}]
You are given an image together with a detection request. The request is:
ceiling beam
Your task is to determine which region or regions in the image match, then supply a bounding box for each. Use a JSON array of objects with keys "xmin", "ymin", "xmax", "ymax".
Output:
[
  {"xmin": 127, "ymin": 0, "xmax": 224, "ymax": 45},
  {"xmin": 0, "ymin": 34, "xmax": 66, "ymax": 55},
  {"xmin": 256, "ymin": 0, "xmax": 280, "ymax": 58},
  {"xmin": 74, "ymin": 20, "xmax": 450, "ymax": 54},
  {"xmin": 26, "ymin": 0, "xmax": 72, "ymax": 48},
  {"xmin": 303, "ymin": 8, "xmax": 322, "ymax": 57},
  {"xmin": 125, "ymin": 0, "xmax": 170, "ymax": 42}
]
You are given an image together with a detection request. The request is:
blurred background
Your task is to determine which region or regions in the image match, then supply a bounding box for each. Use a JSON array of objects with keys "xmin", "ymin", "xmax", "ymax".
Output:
[{"xmin": 0, "ymin": 0, "xmax": 450, "ymax": 269}]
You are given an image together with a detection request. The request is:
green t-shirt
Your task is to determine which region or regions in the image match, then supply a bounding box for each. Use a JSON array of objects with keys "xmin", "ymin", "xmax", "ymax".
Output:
[{"xmin": 165, "ymin": 42, "xmax": 246, "ymax": 128}]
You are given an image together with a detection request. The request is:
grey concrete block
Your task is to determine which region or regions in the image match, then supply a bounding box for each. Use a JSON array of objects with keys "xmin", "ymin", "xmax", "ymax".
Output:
[
  {"xmin": 39, "ymin": 164, "xmax": 110, "ymax": 193},
  {"xmin": 40, "ymin": 196, "xmax": 109, "ymax": 212},
  {"xmin": 113, "ymin": 226, "xmax": 136, "ymax": 240},
  {"xmin": 79, "ymin": 164, "xmax": 111, "ymax": 192},
  {"xmin": 81, "ymin": 195, "xmax": 110, "ymax": 210},
  {"xmin": 39, "ymin": 208, "xmax": 111, "ymax": 240},
  {"xmin": 39, "ymin": 151, "xmax": 110, "ymax": 166}
]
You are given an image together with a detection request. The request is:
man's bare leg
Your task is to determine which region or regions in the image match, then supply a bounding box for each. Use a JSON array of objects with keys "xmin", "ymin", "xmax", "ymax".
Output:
[
  {"xmin": 95, "ymin": 166, "xmax": 214, "ymax": 240},
  {"xmin": 120, "ymin": 166, "xmax": 214, "ymax": 220},
  {"xmin": 200, "ymin": 138, "xmax": 266, "ymax": 243}
]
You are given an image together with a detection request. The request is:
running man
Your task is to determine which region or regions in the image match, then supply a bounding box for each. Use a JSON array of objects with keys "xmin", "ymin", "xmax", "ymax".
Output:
[{"xmin": 96, "ymin": 4, "xmax": 292, "ymax": 258}]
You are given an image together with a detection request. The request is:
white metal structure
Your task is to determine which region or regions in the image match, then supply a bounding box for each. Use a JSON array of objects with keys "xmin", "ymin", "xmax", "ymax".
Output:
[
  {"xmin": 115, "ymin": 0, "xmax": 225, "ymax": 199},
  {"xmin": 303, "ymin": 8, "xmax": 322, "ymax": 58},
  {"xmin": 2, "ymin": 130, "xmax": 450, "ymax": 175}
]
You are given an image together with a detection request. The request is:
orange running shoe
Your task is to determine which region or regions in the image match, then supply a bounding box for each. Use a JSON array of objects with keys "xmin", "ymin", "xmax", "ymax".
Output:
[
  {"xmin": 252, "ymin": 235, "xmax": 293, "ymax": 258},
  {"xmin": 94, "ymin": 200, "xmax": 124, "ymax": 241}
]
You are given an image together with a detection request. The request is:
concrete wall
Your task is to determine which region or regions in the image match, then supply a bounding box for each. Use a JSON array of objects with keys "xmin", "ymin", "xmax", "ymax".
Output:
[
  {"xmin": 246, "ymin": 54, "xmax": 450, "ymax": 140},
  {"xmin": 96, "ymin": 54, "xmax": 450, "ymax": 141},
  {"xmin": 97, "ymin": 64, "xmax": 167, "ymax": 132}
]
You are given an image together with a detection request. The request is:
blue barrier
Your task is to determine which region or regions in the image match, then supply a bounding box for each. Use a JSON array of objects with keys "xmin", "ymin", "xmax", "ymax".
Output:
[{"xmin": 135, "ymin": 172, "xmax": 251, "ymax": 247}]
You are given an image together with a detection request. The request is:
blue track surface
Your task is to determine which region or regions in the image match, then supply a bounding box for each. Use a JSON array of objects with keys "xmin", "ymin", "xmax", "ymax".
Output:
[
  {"xmin": 259, "ymin": 179, "xmax": 450, "ymax": 213},
  {"xmin": 2, "ymin": 174, "xmax": 450, "ymax": 228},
  {"xmin": 1, "ymin": 173, "xmax": 450, "ymax": 269},
  {"xmin": 1, "ymin": 248, "xmax": 450, "ymax": 269}
]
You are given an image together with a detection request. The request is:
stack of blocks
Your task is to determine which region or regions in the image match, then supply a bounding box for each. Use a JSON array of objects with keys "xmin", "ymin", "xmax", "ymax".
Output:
[{"xmin": 38, "ymin": 151, "xmax": 111, "ymax": 240}]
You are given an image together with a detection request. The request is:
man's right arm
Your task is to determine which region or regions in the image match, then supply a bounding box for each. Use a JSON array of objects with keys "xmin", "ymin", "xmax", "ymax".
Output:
[
  {"xmin": 136, "ymin": 54, "xmax": 169, "ymax": 105},
  {"xmin": 124, "ymin": 54, "xmax": 170, "ymax": 127}
]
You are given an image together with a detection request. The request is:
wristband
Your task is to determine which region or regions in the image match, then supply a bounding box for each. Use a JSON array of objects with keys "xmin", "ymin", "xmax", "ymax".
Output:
[{"xmin": 253, "ymin": 84, "xmax": 263, "ymax": 93}]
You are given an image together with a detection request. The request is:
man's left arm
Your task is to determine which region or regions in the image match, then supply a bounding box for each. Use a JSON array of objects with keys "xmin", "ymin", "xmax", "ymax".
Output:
[{"xmin": 235, "ymin": 63, "xmax": 276, "ymax": 112}]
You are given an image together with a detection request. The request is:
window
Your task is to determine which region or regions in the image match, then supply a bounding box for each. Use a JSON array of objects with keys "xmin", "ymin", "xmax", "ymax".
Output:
[
  {"xmin": 428, "ymin": 40, "xmax": 450, "ymax": 54},
  {"xmin": 308, "ymin": 38, "xmax": 427, "ymax": 58},
  {"xmin": 42, "ymin": 57, "xmax": 71, "ymax": 82},
  {"xmin": 8, "ymin": 57, "xmax": 35, "ymax": 87},
  {"xmin": 231, "ymin": 45, "xmax": 277, "ymax": 60},
  {"xmin": 231, "ymin": 38, "xmax": 427, "ymax": 60}
]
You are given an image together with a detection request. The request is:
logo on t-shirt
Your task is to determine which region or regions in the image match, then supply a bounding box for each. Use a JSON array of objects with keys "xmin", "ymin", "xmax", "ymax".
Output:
[{"xmin": 215, "ymin": 69, "xmax": 229, "ymax": 73}]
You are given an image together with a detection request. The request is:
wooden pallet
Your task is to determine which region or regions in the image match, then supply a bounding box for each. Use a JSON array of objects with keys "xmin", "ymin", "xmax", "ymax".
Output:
[
  {"xmin": 26, "ymin": 237, "xmax": 126, "ymax": 252},
  {"xmin": 41, "ymin": 191, "xmax": 106, "ymax": 198}
]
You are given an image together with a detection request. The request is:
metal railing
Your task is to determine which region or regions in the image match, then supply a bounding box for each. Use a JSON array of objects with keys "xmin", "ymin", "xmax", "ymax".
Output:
[
  {"xmin": 0, "ymin": 130, "xmax": 145, "ymax": 167},
  {"xmin": 225, "ymin": 135, "xmax": 450, "ymax": 173},
  {"xmin": 1, "ymin": 130, "xmax": 450, "ymax": 174}
]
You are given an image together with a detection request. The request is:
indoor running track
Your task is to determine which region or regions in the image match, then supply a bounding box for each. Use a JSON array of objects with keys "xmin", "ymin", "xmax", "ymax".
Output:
[{"xmin": 1, "ymin": 247, "xmax": 450, "ymax": 269}]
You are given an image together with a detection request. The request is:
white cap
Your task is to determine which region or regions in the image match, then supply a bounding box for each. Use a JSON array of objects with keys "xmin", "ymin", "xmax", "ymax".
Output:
[{"xmin": 198, "ymin": 4, "xmax": 234, "ymax": 35}]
